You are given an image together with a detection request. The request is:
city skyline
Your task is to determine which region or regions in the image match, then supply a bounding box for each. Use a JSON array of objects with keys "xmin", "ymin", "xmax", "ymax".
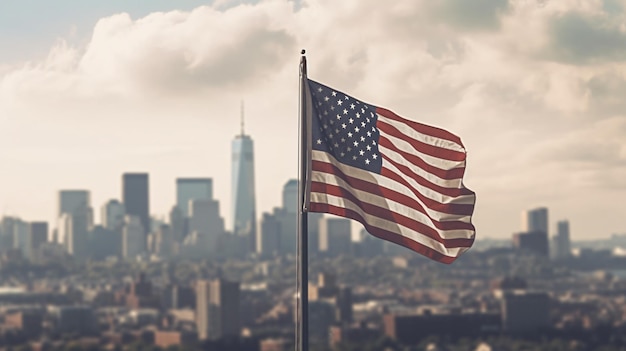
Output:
[{"xmin": 1, "ymin": 1, "xmax": 626, "ymax": 240}]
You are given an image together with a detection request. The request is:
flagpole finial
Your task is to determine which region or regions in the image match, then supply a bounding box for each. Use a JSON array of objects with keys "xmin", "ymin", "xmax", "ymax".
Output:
[{"xmin": 301, "ymin": 49, "xmax": 306, "ymax": 55}]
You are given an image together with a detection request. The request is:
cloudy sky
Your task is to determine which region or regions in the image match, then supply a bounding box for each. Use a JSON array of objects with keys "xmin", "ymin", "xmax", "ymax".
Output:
[{"xmin": 1, "ymin": 0, "xmax": 625, "ymax": 240}]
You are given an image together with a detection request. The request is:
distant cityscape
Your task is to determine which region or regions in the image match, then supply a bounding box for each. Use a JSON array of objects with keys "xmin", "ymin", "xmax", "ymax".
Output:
[{"xmin": 1, "ymin": 126, "xmax": 626, "ymax": 351}]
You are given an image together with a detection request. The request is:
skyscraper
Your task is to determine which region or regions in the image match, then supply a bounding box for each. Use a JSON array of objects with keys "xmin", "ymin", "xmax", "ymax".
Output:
[
  {"xmin": 58, "ymin": 190, "xmax": 90, "ymax": 217},
  {"xmin": 176, "ymin": 178, "xmax": 213, "ymax": 216},
  {"xmin": 101, "ymin": 199, "xmax": 125, "ymax": 231},
  {"xmin": 282, "ymin": 179, "xmax": 298, "ymax": 214},
  {"xmin": 29, "ymin": 222, "xmax": 48, "ymax": 260},
  {"xmin": 522, "ymin": 207, "xmax": 548, "ymax": 234},
  {"xmin": 196, "ymin": 278, "xmax": 240, "ymax": 340},
  {"xmin": 122, "ymin": 173, "xmax": 150, "ymax": 235},
  {"xmin": 231, "ymin": 107, "xmax": 256, "ymax": 253},
  {"xmin": 122, "ymin": 215, "xmax": 145, "ymax": 260},
  {"xmin": 319, "ymin": 217, "xmax": 352, "ymax": 257},
  {"xmin": 554, "ymin": 220, "xmax": 571, "ymax": 260}
]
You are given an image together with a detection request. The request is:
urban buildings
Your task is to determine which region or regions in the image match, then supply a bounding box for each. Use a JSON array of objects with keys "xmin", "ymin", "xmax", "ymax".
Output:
[
  {"xmin": 122, "ymin": 215, "xmax": 145, "ymax": 260},
  {"xmin": 319, "ymin": 217, "xmax": 352, "ymax": 257},
  {"xmin": 122, "ymin": 173, "xmax": 150, "ymax": 235},
  {"xmin": 196, "ymin": 278, "xmax": 240, "ymax": 340},
  {"xmin": 58, "ymin": 190, "xmax": 90, "ymax": 217},
  {"xmin": 554, "ymin": 220, "xmax": 571, "ymax": 260},
  {"xmin": 101, "ymin": 199, "xmax": 125, "ymax": 231},
  {"xmin": 231, "ymin": 116, "xmax": 257, "ymax": 254},
  {"xmin": 522, "ymin": 207, "xmax": 548, "ymax": 234},
  {"xmin": 176, "ymin": 178, "xmax": 213, "ymax": 216}
]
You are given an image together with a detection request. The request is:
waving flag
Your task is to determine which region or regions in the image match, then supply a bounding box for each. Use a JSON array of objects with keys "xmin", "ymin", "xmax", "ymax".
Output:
[{"xmin": 306, "ymin": 79, "xmax": 476, "ymax": 264}]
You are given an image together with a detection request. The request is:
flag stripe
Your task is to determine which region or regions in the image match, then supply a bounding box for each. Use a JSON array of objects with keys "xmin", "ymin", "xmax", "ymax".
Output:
[
  {"xmin": 378, "ymin": 136, "xmax": 465, "ymax": 180},
  {"xmin": 376, "ymin": 107, "xmax": 464, "ymax": 146},
  {"xmin": 378, "ymin": 119, "xmax": 466, "ymax": 161},
  {"xmin": 377, "ymin": 114, "xmax": 466, "ymax": 152},
  {"xmin": 309, "ymin": 202, "xmax": 468, "ymax": 264},
  {"xmin": 312, "ymin": 152, "xmax": 474, "ymax": 216},
  {"xmin": 310, "ymin": 172, "xmax": 474, "ymax": 234},
  {"xmin": 309, "ymin": 192, "xmax": 471, "ymax": 252}
]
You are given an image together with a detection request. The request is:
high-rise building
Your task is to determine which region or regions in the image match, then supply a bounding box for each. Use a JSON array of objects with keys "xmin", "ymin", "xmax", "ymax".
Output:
[
  {"xmin": 258, "ymin": 211, "xmax": 280, "ymax": 257},
  {"xmin": 512, "ymin": 231, "xmax": 549, "ymax": 257},
  {"xmin": 176, "ymin": 178, "xmax": 213, "ymax": 216},
  {"xmin": 101, "ymin": 199, "xmax": 125, "ymax": 231},
  {"xmin": 122, "ymin": 173, "xmax": 150, "ymax": 235},
  {"xmin": 12, "ymin": 219, "xmax": 29, "ymax": 258},
  {"xmin": 58, "ymin": 190, "xmax": 90, "ymax": 217},
  {"xmin": 522, "ymin": 207, "xmax": 548, "ymax": 234},
  {"xmin": 122, "ymin": 215, "xmax": 145, "ymax": 260},
  {"xmin": 282, "ymin": 179, "xmax": 298, "ymax": 214},
  {"xmin": 231, "ymin": 110, "xmax": 257, "ymax": 253},
  {"xmin": 319, "ymin": 217, "xmax": 352, "ymax": 257},
  {"xmin": 29, "ymin": 222, "xmax": 48, "ymax": 260},
  {"xmin": 196, "ymin": 278, "xmax": 240, "ymax": 340},
  {"xmin": 554, "ymin": 220, "xmax": 571, "ymax": 260},
  {"xmin": 188, "ymin": 199, "xmax": 224, "ymax": 254},
  {"xmin": 64, "ymin": 207, "xmax": 93, "ymax": 260}
]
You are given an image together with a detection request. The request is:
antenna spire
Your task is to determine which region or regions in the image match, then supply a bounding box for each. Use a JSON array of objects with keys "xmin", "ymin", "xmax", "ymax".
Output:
[{"xmin": 240, "ymin": 100, "xmax": 245, "ymax": 136}]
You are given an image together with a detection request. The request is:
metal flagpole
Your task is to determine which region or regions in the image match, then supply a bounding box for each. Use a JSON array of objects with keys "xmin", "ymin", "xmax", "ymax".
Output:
[{"xmin": 297, "ymin": 49, "xmax": 310, "ymax": 351}]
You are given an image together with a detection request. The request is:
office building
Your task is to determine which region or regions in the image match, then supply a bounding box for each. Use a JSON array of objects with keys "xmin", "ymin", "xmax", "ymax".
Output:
[
  {"xmin": 63, "ymin": 207, "xmax": 92, "ymax": 260},
  {"xmin": 101, "ymin": 199, "xmax": 125, "ymax": 231},
  {"xmin": 188, "ymin": 199, "xmax": 224, "ymax": 255},
  {"xmin": 319, "ymin": 217, "xmax": 352, "ymax": 257},
  {"xmin": 122, "ymin": 173, "xmax": 150, "ymax": 235},
  {"xmin": 122, "ymin": 215, "xmax": 145, "ymax": 260},
  {"xmin": 231, "ymin": 112, "xmax": 257, "ymax": 253},
  {"xmin": 258, "ymin": 211, "xmax": 280, "ymax": 257},
  {"xmin": 29, "ymin": 222, "xmax": 48, "ymax": 260},
  {"xmin": 58, "ymin": 190, "xmax": 90, "ymax": 217},
  {"xmin": 196, "ymin": 278, "xmax": 240, "ymax": 340},
  {"xmin": 513, "ymin": 231, "xmax": 549, "ymax": 257},
  {"xmin": 554, "ymin": 220, "xmax": 571, "ymax": 260},
  {"xmin": 153, "ymin": 224, "xmax": 174, "ymax": 258},
  {"xmin": 501, "ymin": 291, "xmax": 550, "ymax": 333},
  {"xmin": 177, "ymin": 178, "xmax": 213, "ymax": 216},
  {"xmin": 282, "ymin": 179, "xmax": 298, "ymax": 214},
  {"xmin": 12, "ymin": 220, "xmax": 29, "ymax": 258},
  {"xmin": 90, "ymin": 225, "xmax": 120, "ymax": 260},
  {"xmin": 522, "ymin": 207, "xmax": 548, "ymax": 234}
]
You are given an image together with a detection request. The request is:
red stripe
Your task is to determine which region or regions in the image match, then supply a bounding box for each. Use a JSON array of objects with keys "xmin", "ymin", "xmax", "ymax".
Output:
[
  {"xmin": 381, "ymin": 154, "xmax": 474, "ymax": 198},
  {"xmin": 378, "ymin": 136, "xmax": 466, "ymax": 180},
  {"xmin": 310, "ymin": 181, "xmax": 475, "ymax": 243},
  {"xmin": 309, "ymin": 203, "xmax": 469, "ymax": 264},
  {"xmin": 377, "ymin": 120, "xmax": 466, "ymax": 161},
  {"xmin": 312, "ymin": 160, "xmax": 474, "ymax": 216},
  {"xmin": 376, "ymin": 107, "xmax": 464, "ymax": 147}
]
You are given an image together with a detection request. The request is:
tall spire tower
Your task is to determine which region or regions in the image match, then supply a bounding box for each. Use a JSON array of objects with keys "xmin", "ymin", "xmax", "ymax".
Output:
[{"xmin": 231, "ymin": 101, "xmax": 257, "ymax": 255}]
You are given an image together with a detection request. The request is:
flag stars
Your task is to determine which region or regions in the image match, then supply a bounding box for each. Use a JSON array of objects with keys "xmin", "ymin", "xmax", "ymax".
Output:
[
  {"xmin": 360, "ymin": 136, "xmax": 365, "ymax": 142},
  {"xmin": 342, "ymin": 123, "xmax": 347, "ymax": 129},
  {"xmin": 324, "ymin": 96, "xmax": 330, "ymax": 101},
  {"xmin": 367, "ymin": 131, "xmax": 371, "ymax": 137},
  {"xmin": 350, "ymin": 103, "xmax": 355, "ymax": 109},
  {"xmin": 359, "ymin": 150, "xmax": 365, "ymax": 156},
  {"xmin": 366, "ymin": 145, "xmax": 371, "ymax": 151},
  {"xmin": 372, "ymin": 154, "xmax": 378, "ymax": 159},
  {"xmin": 353, "ymin": 141, "xmax": 359, "ymax": 147},
  {"xmin": 332, "ymin": 91, "xmax": 337, "ymax": 97},
  {"xmin": 355, "ymin": 127, "xmax": 360, "ymax": 133},
  {"xmin": 317, "ymin": 139, "xmax": 322, "ymax": 145},
  {"xmin": 337, "ymin": 100, "xmax": 343, "ymax": 106},
  {"xmin": 343, "ymin": 109, "xmax": 348, "ymax": 115},
  {"xmin": 365, "ymin": 159, "xmax": 370, "ymax": 165},
  {"xmin": 348, "ymin": 118, "xmax": 354, "ymax": 124},
  {"xmin": 317, "ymin": 87, "xmax": 323, "ymax": 92}
]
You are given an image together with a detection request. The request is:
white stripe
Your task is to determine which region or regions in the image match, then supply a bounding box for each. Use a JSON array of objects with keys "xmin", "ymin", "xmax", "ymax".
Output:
[
  {"xmin": 379, "ymin": 144, "xmax": 463, "ymax": 189},
  {"xmin": 310, "ymin": 192, "xmax": 470, "ymax": 257},
  {"xmin": 377, "ymin": 114, "xmax": 465, "ymax": 152},
  {"xmin": 382, "ymin": 160, "xmax": 475, "ymax": 207},
  {"xmin": 312, "ymin": 150, "xmax": 475, "ymax": 209},
  {"xmin": 311, "ymin": 170, "xmax": 474, "ymax": 239},
  {"xmin": 379, "ymin": 125, "xmax": 465, "ymax": 171}
]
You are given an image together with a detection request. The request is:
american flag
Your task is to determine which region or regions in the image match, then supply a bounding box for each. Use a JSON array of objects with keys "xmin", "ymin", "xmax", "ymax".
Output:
[{"xmin": 306, "ymin": 79, "xmax": 476, "ymax": 264}]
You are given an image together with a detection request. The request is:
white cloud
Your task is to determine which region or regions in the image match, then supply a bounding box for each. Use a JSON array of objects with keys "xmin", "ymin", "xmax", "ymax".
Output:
[{"xmin": 1, "ymin": 0, "xmax": 625, "ymax": 239}]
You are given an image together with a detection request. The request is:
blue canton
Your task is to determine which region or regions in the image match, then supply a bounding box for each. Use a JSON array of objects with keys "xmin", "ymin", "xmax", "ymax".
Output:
[{"xmin": 308, "ymin": 79, "xmax": 383, "ymax": 173}]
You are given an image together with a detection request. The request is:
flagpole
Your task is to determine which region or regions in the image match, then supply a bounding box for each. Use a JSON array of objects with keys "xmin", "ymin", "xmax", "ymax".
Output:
[{"xmin": 297, "ymin": 49, "xmax": 309, "ymax": 351}]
